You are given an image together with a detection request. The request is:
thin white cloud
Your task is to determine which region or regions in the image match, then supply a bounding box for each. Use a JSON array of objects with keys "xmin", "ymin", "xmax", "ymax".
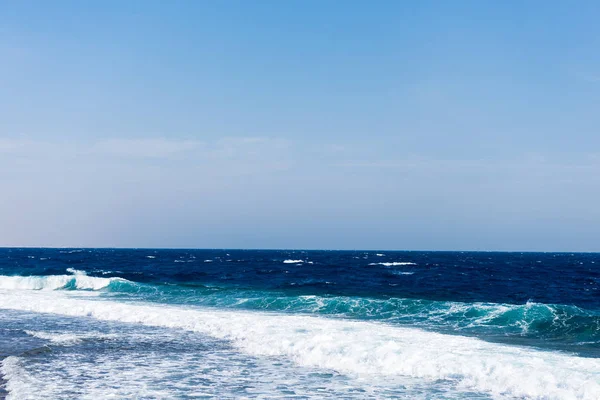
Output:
[
  {"xmin": 0, "ymin": 137, "xmax": 295, "ymax": 179},
  {"xmin": 0, "ymin": 138, "xmax": 74, "ymax": 160},
  {"xmin": 93, "ymin": 138, "xmax": 204, "ymax": 158},
  {"xmin": 334, "ymin": 155, "xmax": 600, "ymax": 170},
  {"xmin": 0, "ymin": 138, "xmax": 39, "ymax": 153},
  {"xmin": 211, "ymin": 136, "xmax": 290, "ymax": 154},
  {"xmin": 0, "ymin": 137, "xmax": 291, "ymax": 160},
  {"xmin": 333, "ymin": 160, "xmax": 420, "ymax": 168}
]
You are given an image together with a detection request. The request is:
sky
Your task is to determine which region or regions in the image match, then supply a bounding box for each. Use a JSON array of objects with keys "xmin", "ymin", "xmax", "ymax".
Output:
[{"xmin": 1, "ymin": 1, "xmax": 600, "ymax": 251}]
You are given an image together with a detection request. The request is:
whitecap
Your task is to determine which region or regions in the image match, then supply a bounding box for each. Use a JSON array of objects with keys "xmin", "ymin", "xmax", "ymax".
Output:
[
  {"xmin": 368, "ymin": 262, "xmax": 417, "ymax": 266},
  {"xmin": 66, "ymin": 268, "xmax": 86, "ymax": 275},
  {"xmin": 0, "ymin": 274, "xmax": 126, "ymax": 291}
]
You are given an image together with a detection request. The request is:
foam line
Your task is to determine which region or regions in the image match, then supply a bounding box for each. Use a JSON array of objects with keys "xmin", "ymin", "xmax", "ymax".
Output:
[{"xmin": 0, "ymin": 290, "xmax": 598, "ymax": 399}]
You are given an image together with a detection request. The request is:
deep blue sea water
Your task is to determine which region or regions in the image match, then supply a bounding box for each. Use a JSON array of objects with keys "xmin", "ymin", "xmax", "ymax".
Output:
[{"xmin": 1, "ymin": 248, "xmax": 599, "ymax": 399}]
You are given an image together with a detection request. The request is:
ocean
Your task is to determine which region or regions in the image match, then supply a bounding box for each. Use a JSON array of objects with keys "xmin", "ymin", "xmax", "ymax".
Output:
[{"xmin": 0, "ymin": 248, "xmax": 598, "ymax": 399}]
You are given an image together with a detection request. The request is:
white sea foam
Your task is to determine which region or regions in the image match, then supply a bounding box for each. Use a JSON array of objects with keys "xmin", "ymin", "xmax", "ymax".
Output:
[
  {"xmin": 1, "ymin": 355, "xmax": 178, "ymax": 400},
  {"xmin": 368, "ymin": 262, "xmax": 417, "ymax": 266},
  {"xmin": 0, "ymin": 290, "xmax": 599, "ymax": 399},
  {"xmin": 0, "ymin": 274, "xmax": 124, "ymax": 291},
  {"xmin": 283, "ymin": 259, "xmax": 304, "ymax": 264},
  {"xmin": 24, "ymin": 330, "xmax": 118, "ymax": 345},
  {"xmin": 1, "ymin": 333, "xmax": 416, "ymax": 400},
  {"xmin": 376, "ymin": 254, "xmax": 385, "ymax": 257}
]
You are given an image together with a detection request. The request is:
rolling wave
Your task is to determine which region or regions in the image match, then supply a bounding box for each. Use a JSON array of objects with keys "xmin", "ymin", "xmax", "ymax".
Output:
[
  {"xmin": 0, "ymin": 272, "xmax": 126, "ymax": 291},
  {"xmin": 1, "ymin": 273, "xmax": 599, "ymax": 346},
  {"xmin": 0, "ymin": 290, "xmax": 599, "ymax": 399}
]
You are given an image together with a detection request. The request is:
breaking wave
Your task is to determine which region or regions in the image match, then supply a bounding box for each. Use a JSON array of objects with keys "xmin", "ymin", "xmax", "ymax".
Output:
[
  {"xmin": 0, "ymin": 270, "xmax": 130, "ymax": 291},
  {"xmin": 1, "ymin": 273, "xmax": 599, "ymax": 348},
  {"xmin": 0, "ymin": 290, "xmax": 599, "ymax": 399}
]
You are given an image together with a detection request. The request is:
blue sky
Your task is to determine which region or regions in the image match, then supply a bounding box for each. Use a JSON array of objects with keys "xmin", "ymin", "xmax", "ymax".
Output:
[{"xmin": 1, "ymin": 1, "xmax": 599, "ymax": 250}]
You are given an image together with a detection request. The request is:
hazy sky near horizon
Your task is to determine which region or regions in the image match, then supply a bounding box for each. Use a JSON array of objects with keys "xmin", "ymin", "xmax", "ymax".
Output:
[{"xmin": 1, "ymin": 1, "xmax": 600, "ymax": 251}]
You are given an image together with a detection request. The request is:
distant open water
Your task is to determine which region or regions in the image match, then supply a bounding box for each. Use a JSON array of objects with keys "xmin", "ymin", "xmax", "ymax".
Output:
[{"xmin": 1, "ymin": 248, "xmax": 599, "ymax": 399}]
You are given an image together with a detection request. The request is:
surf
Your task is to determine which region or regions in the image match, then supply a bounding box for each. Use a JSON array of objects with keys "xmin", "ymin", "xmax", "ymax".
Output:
[
  {"xmin": 1, "ymin": 289, "xmax": 599, "ymax": 399},
  {"xmin": 1, "ymin": 273, "xmax": 599, "ymax": 349}
]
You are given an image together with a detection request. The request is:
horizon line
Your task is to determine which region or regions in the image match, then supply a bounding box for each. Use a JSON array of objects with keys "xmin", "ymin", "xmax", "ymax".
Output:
[{"xmin": 1, "ymin": 246, "xmax": 598, "ymax": 254}]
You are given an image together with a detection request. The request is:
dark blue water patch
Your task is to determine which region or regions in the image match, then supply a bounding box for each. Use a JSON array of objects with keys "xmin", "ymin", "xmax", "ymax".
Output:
[
  {"xmin": 1, "ymin": 248, "xmax": 599, "ymax": 309},
  {"xmin": 0, "ymin": 312, "xmax": 50, "ymax": 359},
  {"xmin": 0, "ymin": 310, "xmax": 56, "ymax": 400}
]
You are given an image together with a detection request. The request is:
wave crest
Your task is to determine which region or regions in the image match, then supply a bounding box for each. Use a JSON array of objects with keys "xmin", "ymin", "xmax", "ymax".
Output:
[
  {"xmin": 1, "ymin": 273, "xmax": 598, "ymax": 345},
  {"xmin": 0, "ymin": 271, "xmax": 129, "ymax": 291}
]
